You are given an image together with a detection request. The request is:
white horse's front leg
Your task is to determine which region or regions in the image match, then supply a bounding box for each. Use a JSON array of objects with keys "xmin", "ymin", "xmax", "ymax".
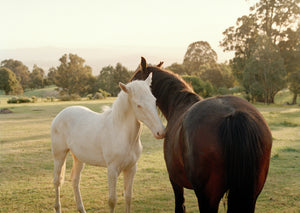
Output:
[
  {"xmin": 107, "ymin": 166, "xmax": 119, "ymax": 213},
  {"xmin": 123, "ymin": 164, "xmax": 137, "ymax": 213}
]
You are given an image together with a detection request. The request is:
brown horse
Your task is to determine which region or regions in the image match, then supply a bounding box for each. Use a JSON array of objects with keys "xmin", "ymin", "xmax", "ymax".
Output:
[{"xmin": 131, "ymin": 57, "xmax": 272, "ymax": 213}]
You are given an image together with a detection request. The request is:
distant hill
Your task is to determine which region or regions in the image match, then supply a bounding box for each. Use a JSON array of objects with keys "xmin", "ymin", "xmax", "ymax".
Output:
[
  {"xmin": 23, "ymin": 86, "xmax": 58, "ymax": 98},
  {"xmin": 0, "ymin": 46, "xmax": 183, "ymax": 75}
]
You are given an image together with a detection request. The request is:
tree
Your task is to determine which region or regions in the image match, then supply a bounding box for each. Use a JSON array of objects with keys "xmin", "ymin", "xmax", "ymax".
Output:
[
  {"xmin": 279, "ymin": 26, "xmax": 300, "ymax": 104},
  {"xmin": 113, "ymin": 63, "xmax": 131, "ymax": 88},
  {"xmin": 0, "ymin": 67, "xmax": 23, "ymax": 95},
  {"xmin": 200, "ymin": 67, "xmax": 224, "ymax": 89},
  {"xmin": 54, "ymin": 53, "xmax": 96, "ymax": 96},
  {"xmin": 221, "ymin": 15, "xmax": 259, "ymax": 83},
  {"xmin": 29, "ymin": 65, "xmax": 45, "ymax": 89},
  {"xmin": 244, "ymin": 36, "xmax": 286, "ymax": 103},
  {"xmin": 221, "ymin": 0, "xmax": 300, "ymax": 102},
  {"xmin": 218, "ymin": 63, "xmax": 236, "ymax": 88},
  {"xmin": 97, "ymin": 65, "xmax": 114, "ymax": 95},
  {"xmin": 166, "ymin": 63, "xmax": 187, "ymax": 75},
  {"xmin": 182, "ymin": 75, "xmax": 213, "ymax": 98},
  {"xmin": 47, "ymin": 67, "xmax": 57, "ymax": 85},
  {"xmin": 97, "ymin": 63, "xmax": 131, "ymax": 96},
  {"xmin": 193, "ymin": 63, "xmax": 235, "ymax": 89},
  {"xmin": 1, "ymin": 59, "xmax": 30, "ymax": 90},
  {"xmin": 183, "ymin": 41, "xmax": 217, "ymax": 75},
  {"xmin": 221, "ymin": 0, "xmax": 300, "ymax": 56},
  {"xmin": 252, "ymin": 0, "xmax": 300, "ymax": 42},
  {"xmin": 288, "ymin": 67, "xmax": 300, "ymax": 104}
]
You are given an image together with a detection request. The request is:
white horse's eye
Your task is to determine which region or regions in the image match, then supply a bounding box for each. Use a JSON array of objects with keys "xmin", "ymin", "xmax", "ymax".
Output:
[{"xmin": 137, "ymin": 105, "xmax": 142, "ymax": 108}]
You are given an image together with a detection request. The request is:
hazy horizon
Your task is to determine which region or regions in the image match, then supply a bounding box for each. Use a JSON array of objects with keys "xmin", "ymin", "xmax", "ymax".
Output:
[
  {"xmin": 0, "ymin": 45, "xmax": 234, "ymax": 75},
  {"xmin": 0, "ymin": 0, "xmax": 255, "ymax": 73}
]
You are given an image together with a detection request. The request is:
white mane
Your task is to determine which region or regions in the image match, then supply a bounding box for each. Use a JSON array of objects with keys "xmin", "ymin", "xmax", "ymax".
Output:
[{"xmin": 111, "ymin": 90, "xmax": 130, "ymax": 123}]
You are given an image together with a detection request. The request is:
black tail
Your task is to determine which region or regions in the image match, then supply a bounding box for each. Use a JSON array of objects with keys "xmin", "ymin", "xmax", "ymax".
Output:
[{"xmin": 218, "ymin": 111, "xmax": 264, "ymax": 213}]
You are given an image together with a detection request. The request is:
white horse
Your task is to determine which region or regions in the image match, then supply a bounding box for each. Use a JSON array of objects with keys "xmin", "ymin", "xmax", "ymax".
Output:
[{"xmin": 51, "ymin": 74, "xmax": 165, "ymax": 213}]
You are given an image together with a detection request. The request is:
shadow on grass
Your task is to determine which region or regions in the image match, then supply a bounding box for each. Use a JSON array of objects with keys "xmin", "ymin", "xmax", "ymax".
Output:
[{"xmin": 0, "ymin": 133, "xmax": 50, "ymax": 144}]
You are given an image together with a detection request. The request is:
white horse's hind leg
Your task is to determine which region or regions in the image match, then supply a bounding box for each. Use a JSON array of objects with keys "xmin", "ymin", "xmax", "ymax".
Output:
[
  {"xmin": 53, "ymin": 151, "xmax": 68, "ymax": 213},
  {"xmin": 107, "ymin": 166, "xmax": 119, "ymax": 213},
  {"xmin": 71, "ymin": 154, "xmax": 86, "ymax": 213},
  {"xmin": 123, "ymin": 164, "xmax": 137, "ymax": 213}
]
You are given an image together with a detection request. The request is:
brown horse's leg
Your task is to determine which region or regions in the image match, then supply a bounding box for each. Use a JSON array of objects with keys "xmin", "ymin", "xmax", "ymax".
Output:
[
  {"xmin": 194, "ymin": 188, "xmax": 220, "ymax": 213},
  {"xmin": 170, "ymin": 179, "xmax": 186, "ymax": 213},
  {"xmin": 192, "ymin": 173, "xmax": 225, "ymax": 213},
  {"xmin": 227, "ymin": 191, "xmax": 256, "ymax": 213}
]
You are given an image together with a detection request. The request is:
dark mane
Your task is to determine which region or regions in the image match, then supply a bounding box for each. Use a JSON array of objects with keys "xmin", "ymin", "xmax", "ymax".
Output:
[{"xmin": 145, "ymin": 66, "xmax": 202, "ymax": 119}]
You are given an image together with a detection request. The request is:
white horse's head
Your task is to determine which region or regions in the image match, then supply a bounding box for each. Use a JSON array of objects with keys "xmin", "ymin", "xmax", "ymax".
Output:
[{"xmin": 119, "ymin": 73, "xmax": 165, "ymax": 139}]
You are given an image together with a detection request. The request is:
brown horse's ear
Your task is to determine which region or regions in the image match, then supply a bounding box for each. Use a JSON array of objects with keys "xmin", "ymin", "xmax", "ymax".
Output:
[
  {"xmin": 157, "ymin": 61, "xmax": 164, "ymax": 68},
  {"xmin": 141, "ymin": 57, "xmax": 147, "ymax": 72}
]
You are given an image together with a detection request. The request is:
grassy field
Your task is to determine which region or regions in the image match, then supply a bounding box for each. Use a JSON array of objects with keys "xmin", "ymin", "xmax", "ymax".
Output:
[{"xmin": 0, "ymin": 96, "xmax": 300, "ymax": 212}]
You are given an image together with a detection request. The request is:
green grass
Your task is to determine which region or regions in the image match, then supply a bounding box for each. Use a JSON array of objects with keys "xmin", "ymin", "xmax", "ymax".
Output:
[
  {"xmin": 23, "ymin": 85, "xmax": 58, "ymax": 98},
  {"xmin": 274, "ymin": 89, "xmax": 300, "ymax": 105},
  {"xmin": 1, "ymin": 97, "xmax": 300, "ymax": 212}
]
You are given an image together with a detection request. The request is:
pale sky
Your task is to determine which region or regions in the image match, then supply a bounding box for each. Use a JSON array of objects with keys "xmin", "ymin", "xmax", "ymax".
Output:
[{"xmin": 0, "ymin": 0, "xmax": 254, "ymax": 67}]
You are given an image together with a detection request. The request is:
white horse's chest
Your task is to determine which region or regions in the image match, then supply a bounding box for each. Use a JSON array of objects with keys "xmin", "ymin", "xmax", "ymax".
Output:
[
  {"xmin": 75, "ymin": 139, "xmax": 142, "ymax": 168},
  {"xmin": 101, "ymin": 129, "xmax": 143, "ymax": 169},
  {"xmin": 111, "ymin": 140, "xmax": 142, "ymax": 170},
  {"xmin": 67, "ymin": 121, "xmax": 142, "ymax": 168}
]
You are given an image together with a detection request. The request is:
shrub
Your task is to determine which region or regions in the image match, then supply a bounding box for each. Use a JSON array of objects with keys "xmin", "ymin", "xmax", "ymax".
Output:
[
  {"xmin": 7, "ymin": 97, "xmax": 31, "ymax": 104},
  {"xmin": 229, "ymin": 86, "xmax": 244, "ymax": 94},
  {"xmin": 45, "ymin": 96, "xmax": 55, "ymax": 102},
  {"xmin": 217, "ymin": 87, "xmax": 230, "ymax": 95},
  {"xmin": 58, "ymin": 94, "xmax": 81, "ymax": 101},
  {"xmin": 94, "ymin": 92, "xmax": 104, "ymax": 100},
  {"xmin": 32, "ymin": 96, "xmax": 37, "ymax": 103},
  {"xmin": 7, "ymin": 97, "xmax": 18, "ymax": 104},
  {"xmin": 98, "ymin": 89, "xmax": 111, "ymax": 99},
  {"xmin": 87, "ymin": 94, "xmax": 93, "ymax": 100},
  {"xmin": 182, "ymin": 75, "xmax": 214, "ymax": 98}
]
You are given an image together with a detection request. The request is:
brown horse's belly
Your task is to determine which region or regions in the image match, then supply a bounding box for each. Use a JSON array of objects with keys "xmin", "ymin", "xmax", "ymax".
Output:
[
  {"xmin": 164, "ymin": 132, "xmax": 194, "ymax": 189},
  {"xmin": 167, "ymin": 158, "xmax": 194, "ymax": 189},
  {"xmin": 183, "ymin": 126, "xmax": 226, "ymax": 189}
]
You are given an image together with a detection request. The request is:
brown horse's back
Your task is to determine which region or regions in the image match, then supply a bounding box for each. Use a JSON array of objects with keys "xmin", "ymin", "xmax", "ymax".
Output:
[{"xmin": 181, "ymin": 96, "xmax": 272, "ymax": 212}]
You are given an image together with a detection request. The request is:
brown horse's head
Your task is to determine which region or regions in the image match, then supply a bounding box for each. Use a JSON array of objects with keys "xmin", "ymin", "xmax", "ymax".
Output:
[
  {"xmin": 130, "ymin": 57, "xmax": 164, "ymax": 82},
  {"xmin": 130, "ymin": 57, "xmax": 200, "ymax": 120}
]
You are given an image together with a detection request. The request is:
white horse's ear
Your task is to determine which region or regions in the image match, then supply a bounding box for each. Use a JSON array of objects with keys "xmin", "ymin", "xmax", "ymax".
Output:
[
  {"xmin": 119, "ymin": 82, "xmax": 129, "ymax": 93},
  {"xmin": 145, "ymin": 73, "xmax": 152, "ymax": 86}
]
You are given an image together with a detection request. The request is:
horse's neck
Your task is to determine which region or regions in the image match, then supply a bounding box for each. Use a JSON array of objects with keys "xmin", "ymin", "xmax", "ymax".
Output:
[
  {"xmin": 152, "ymin": 71, "xmax": 201, "ymax": 121},
  {"xmin": 112, "ymin": 91, "xmax": 141, "ymax": 138}
]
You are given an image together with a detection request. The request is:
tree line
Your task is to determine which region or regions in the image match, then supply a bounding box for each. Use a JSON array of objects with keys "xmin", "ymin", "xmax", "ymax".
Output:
[
  {"xmin": 0, "ymin": 54, "xmax": 133, "ymax": 99},
  {"xmin": 0, "ymin": 49, "xmax": 235, "ymax": 100},
  {"xmin": 1, "ymin": 0, "xmax": 299, "ymax": 104}
]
